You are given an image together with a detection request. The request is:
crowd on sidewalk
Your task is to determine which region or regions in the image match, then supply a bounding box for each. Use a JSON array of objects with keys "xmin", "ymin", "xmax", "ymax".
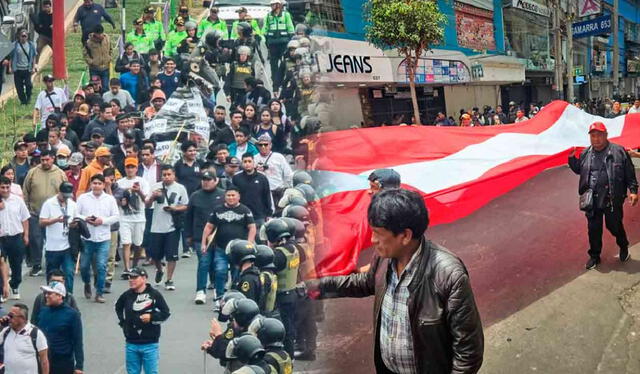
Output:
[{"xmin": 0, "ymin": 0, "xmax": 326, "ymax": 373}]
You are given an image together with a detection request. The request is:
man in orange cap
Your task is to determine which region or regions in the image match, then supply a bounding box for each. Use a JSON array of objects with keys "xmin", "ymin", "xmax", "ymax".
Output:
[
  {"xmin": 569, "ymin": 121, "xmax": 638, "ymax": 270},
  {"xmin": 77, "ymin": 146, "xmax": 112, "ymax": 195}
]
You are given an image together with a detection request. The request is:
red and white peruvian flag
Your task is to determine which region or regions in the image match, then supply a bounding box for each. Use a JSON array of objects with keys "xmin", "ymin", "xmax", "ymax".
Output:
[{"xmin": 313, "ymin": 101, "xmax": 640, "ymax": 277}]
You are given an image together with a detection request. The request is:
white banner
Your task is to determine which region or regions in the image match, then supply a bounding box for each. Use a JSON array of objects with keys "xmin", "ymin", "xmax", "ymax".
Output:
[{"xmin": 511, "ymin": 0, "xmax": 550, "ymax": 17}]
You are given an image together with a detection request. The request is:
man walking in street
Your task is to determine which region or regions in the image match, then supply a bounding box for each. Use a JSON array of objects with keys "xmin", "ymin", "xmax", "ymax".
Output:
[
  {"xmin": 115, "ymin": 267, "xmax": 170, "ymax": 374},
  {"xmin": 34, "ymin": 75, "xmax": 68, "ymax": 130},
  {"xmin": 23, "ymin": 150, "xmax": 67, "ymax": 277},
  {"xmin": 73, "ymin": 0, "xmax": 115, "ymax": 45},
  {"xmin": 8, "ymin": 28, "xmax": 38, "ymax": 105},
  {"xmin": 37, "ymin": 281, "xmax": 84, "ymax": 374},
  {"xmin": 254, "ymin": 134, "xmax": 293, "ymax": 206},
  {"xmin": 201, "ymin": 186, "xmax": 256, "ymax": 300},
  {"xmin": 0, "ymin": 303, "xmax": 49, "ymax": 374},
  {"xmin": 174, "ymin": 141, "xmax": 203, "ymax": 258},
  {"xmin": 145, "ymin": 165, "xmax": 188, "ymax": 291},
  {"xmin": 31, "ymin": 0, "xmax": 53, "ymax": 64},
  {"xmin": 116, "ymin": 157, "xmax": 150, "ymax": 276},
  {"xmin": 569, "ymin": 121, "xmax": 639, "ymax": 269},
  {"xmin": 76, "ymin": 174, "xmax": 120, "ymax": 303},
  {"xmin": 0, "ymin": 176, "xmax": 30, "ymax": 300},
  {"xmin": 76, "ymin": 146, "xmax": 112, "ymax": 195},
  {"xmin": 308, "ymin": 189, "xmax": 484, "ymax": 373},
  {"xmin": 83, "ymin": 24, "xmax": 112, "ymax": 95},
  {"xmin": 40, "ymin": 182, "xmax": 77, "ymax": 294},
  {"xmin": 32, "ymin": 270, "xmax": 80, "ymax": 327},
  {"xmin": 186, "ymin": 171, "xmax": 225, "ymax": 304},
  {"xmin": 233, "ymin": 153, "xmax": 273, "ymax": 230}
]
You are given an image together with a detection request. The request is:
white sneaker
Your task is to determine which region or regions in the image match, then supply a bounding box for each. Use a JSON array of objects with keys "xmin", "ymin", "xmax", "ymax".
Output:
[
  {"xmin": 11, "ymin": 289, "xmax": 20, "ymax": 300},
  {"xmin": 194, "ymin": 290, "xmax": 206, "ymax": 305}
]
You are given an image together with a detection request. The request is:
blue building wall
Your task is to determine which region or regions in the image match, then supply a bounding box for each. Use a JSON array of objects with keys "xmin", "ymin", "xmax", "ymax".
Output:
[{"xmin": 330, "ymin": 0, "xmax": 505, "ymax": 55}]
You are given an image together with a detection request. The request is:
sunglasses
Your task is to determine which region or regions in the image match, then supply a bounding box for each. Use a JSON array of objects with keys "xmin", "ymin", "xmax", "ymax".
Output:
[{"xmin": 257, "ymin": 143, "xmax": 269, "ymax": 147}]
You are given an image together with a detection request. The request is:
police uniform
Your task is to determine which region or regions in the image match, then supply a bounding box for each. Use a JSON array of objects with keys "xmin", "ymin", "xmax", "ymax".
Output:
[
  {"xmin": 207, "ymin": 325, "xmax": 242, "ymax": 371},
  {"xmin": 261, "ymin": 10, "xmax": 294, "ymax": 92},
  {"xmin": 259, "ymin": 269, "xmax": 278, "ymax": 317},
  {"xmin": 224, "ymin": 60, "xmax": 255, "ymax": 108},
  {"xmin": 233, "ymin": 265, "xmax": 262, "ymax": 304},
  {"xmin": 264, "ymin": 350, "xmax": 292, "ymax": 374},
  {"xmin": 292, "ymin": 239, "xmax": 318, "ymax": 360},
  {"xmin": 272, "ymin": 242, "xmax": 299, "ymax": 357},
  {"xmin": 126, "ymin": 30, "xmax": 155, "ymax": 55}
]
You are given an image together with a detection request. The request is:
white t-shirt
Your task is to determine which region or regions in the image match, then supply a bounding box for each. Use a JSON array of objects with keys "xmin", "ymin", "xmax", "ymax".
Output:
[
  {"xmin": 0, "ymin": 194, "xmax": 30, "ymax": 237},
  {"xmin": 116, "ymin": 176, "xmax": 150, "ymax": 223},
  {"xmin": 34, "ymin": 87, "xmax": 68, "ymax": 127},
  {"xmin": 1, "ymin": 324, "xmax": 48, "ymax": 374},
  {"xmin": 40, "ymin": 196, "xmax": 77, "ymax": 252},
  {"xmin": 150, "ymin": 181, "xmax": 189, "ymax": 233}
]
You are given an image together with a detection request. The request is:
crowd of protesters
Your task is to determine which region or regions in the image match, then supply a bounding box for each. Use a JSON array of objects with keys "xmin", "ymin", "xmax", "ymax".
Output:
[{"xmin": 0, "ymin": 0, "xmax": 326, "ymax": 373}]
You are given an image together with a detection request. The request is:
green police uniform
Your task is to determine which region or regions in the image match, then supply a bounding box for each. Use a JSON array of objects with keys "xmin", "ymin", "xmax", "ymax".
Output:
[
  {"xmin": 144, "ymin": 20, "xmax": 166, "ymax": 42},
  {"xmin": 170, "ymin": 15, "xmax": 193, "ymax": 32},
  {"xmin": 261, "ymin": 11, "xmax": 294, "ymax": 45},
  {"xmin": 230, "ymin": 19, "xmax": 262, "ymax": 39},
  {"xmin": 126, "ymin": 31, "xmax": 155, "ymax": 54},
  {"xmin": 264, "ymin": 350, "xmax": 293, "ymax": 374},
  {"xmin": 163, "ymin": 30, "xmax": 187, "ymax": 58},
  {"xmin": 275, "ymin": 245, "xmax": 299, "ymax": 292},
  {"xmin": 259, "ymin": 270, "xmax": 278, "ymax": 315},
  {"xmin": 198, "ymin": 18, "xmax": 228, "ymax": 38}
]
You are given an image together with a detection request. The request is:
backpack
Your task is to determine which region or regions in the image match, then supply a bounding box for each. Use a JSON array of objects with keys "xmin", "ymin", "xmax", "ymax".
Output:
[{"xmin": 0, "ymin": 325, "xmax": 41, "ymax": 374}]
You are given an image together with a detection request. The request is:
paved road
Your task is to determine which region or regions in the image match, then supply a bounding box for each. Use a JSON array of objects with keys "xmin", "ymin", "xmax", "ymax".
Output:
[{"xmin": 308, "ymin": 164, "xmax": 640, "ymax": 373}]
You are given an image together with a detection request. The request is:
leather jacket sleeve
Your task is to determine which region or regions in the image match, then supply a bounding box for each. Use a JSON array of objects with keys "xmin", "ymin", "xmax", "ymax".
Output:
[
  {"xmin": 445, "ymin": 270, "xmax": 484, "ymax": 373},
  {"xmin": 623, "ymin": 152, "xmax": 639, "ymax": 194},
  {"xmin": 317, "ymin": 256, "xmax": 381, "ymax": 299}
]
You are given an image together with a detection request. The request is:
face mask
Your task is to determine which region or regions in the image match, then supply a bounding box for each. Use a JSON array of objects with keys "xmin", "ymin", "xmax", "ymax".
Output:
[{"xmin": 57, "ymin": 159, "xmax": 68, "ymax": 168}]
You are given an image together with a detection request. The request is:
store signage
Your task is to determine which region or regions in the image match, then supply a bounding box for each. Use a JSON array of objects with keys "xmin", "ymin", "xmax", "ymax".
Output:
[
  {"xmin": 325, "ymin": 54, "xmax": 373, "ymax": 74},
  {"xmin": 578, "ymin": 0, "xmax": 601, "ymax": 18},
  {"xmin": 511, "ymin": 0, "xmax": 550, "ymax": 17},
  {"xmin": 572, "ymin": 15, "xmax": 611, "ymax": 39}
]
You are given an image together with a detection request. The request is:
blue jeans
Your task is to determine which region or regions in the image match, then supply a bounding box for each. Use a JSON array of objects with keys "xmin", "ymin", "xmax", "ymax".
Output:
[
  {"xmin": 80, "ymin": 240, "xmax": 109, "ymax": 295},
  {"xmin": 196, "ymin": 245, "xmax": 215, "ymax": 292},
  {"xmin": 125, "ymin": 342, "xmax": 159, "ymax": 374},
  {"xmin": 45, "ymin": 249, "xmax": 75, "ymax": 294},
  {"xmin": 212, "ymin": 247, "xmax": 238, "ymax": 298}
]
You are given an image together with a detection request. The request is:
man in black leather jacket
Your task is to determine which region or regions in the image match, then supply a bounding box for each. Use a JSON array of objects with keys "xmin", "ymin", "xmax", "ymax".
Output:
[
  {"xmin": 568, "ymin": 121, "xmax": 638, "ymax": 270},
  {"xmin": 307, "ymin": 189, "xmax": 484, "ymax": 374}
]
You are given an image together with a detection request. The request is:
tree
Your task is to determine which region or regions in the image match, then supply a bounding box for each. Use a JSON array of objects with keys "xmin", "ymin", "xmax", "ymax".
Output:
[{"xmin": 364, "ymin": 0, "xmax": 446, "ymax": 125}]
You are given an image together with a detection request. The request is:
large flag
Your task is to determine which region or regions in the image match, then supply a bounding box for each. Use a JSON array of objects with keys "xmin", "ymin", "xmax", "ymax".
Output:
[{"xmin": 314, "ymin": 101, "xmax": 640, "ymax": 277}]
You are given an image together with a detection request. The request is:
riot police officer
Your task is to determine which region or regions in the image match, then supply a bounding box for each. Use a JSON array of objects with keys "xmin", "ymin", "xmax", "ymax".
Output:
[
  {"xmin": 249, "ymin": 317, "xmax": 292, "ymax": 374},
  {"xmin": 226, "ymin": 335, "xmax": 272, "ymax": 373},
  {"xmin": 255, "ymin": 245, "xmax": 278, "ymax": 317},
  {"xmin": 265, "ymin": 218, "xmax": 299, "ymax": 357},
  {"xmin": 228, "ymin": 239, "xmax": 262, "ymax": 304}
]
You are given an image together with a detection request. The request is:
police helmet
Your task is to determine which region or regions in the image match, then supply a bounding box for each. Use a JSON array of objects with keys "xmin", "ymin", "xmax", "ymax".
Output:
[
  {"xmin": 229, "ymin": 335, "xmax": 266, "ymax": 364},
  {"xmin": 292, "ymin": 170, "xmax": 312, "ymax": 185},
  {"xmin": 281, "ymin": 217, "xmax": 306, "ymax": 240},
  {"xmin": 237, "ymin": 45, "xmax": 252, "ymax": 56},
  {"xmin": 255, "ymin": 245, "xmax": 276, "ymax": 270},
  {"xmin": 231, "ymin": 299, "xmax": 261, "ymax": 328},
  {"xmin": 298, "ymin": 37, "xmax": 311, "ymax": 47},
  {"xmin": 204, "ymin": 30, "xmax": 224, "ymax": 48},
  {"xmin": 248, "ymin": 317, "xmax": 286, "ymax": 349},
  {"xmin": 283, "ymin": 205, "xmax": 310, "ymax": 223},
  {"xmin": 287, "ymin": 40, "xmax": 300, "ymax": 49},
  {"xmin": 295, "ymin": 183, "xmax": 317, "ymax": 202},
  {"xmin": 227, "ymin": 239, "xmax": 257, "ymax": 266},
  {"xmin": 237, "ymin": 21, "xmax": 253, "ymax": 38},
  {"xmin": 264, "ymin": 218, "xmax": 292, "ymax": 243},
  {"xmin": 287, "ymin": 195, "xmax": 308, "ymax": 207},
  {"xmin": 293, "ymin": 47, "xmax": 308, "ymax": 57},
  {"xmin": 185, "ymin": 21, "xmax": 197, "ymax": 31}
]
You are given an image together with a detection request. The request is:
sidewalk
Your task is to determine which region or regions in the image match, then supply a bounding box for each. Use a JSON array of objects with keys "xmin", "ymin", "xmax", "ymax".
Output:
[{"xmin": 482, "ymin": 242, "xmax": 640, "ymax": 373}]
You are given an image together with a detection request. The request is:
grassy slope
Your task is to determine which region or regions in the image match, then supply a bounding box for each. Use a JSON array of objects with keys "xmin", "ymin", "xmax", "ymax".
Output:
[{"xmin": 0, "ymin": 0, "xmax": 186, "ymax": 163}]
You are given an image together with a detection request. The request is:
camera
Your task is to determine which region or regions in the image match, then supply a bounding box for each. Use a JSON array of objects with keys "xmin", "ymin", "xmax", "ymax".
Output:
[{"xmin": 258, "ymin": 162, "xmax": 269, "ymax": 170}]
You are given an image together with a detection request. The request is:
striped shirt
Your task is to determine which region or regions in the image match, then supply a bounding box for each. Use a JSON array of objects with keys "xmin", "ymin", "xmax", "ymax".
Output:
[{"xmin": 380, "ymin": 248, "xmax": 421, "ymax": 374}]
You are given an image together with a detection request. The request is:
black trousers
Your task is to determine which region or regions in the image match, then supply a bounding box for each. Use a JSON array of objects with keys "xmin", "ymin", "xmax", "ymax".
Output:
[
  {"xmin": 0, "ymin": 234, "xmax": 25, "ymax": 290},
  {"xmin": 14, "ymin": 69, "xmax": 32, "ymax": 104},
  {"xmin": 276, "ymin": 290, "xmax": 297, "ymax": 357},
  {"xmin": 294, "ymin": 294, "xmax": 318, "ymax": 353},
  {"xmin": 267, "ymin": 42, "xmax": 287, "ymax": 91},
  {"xmin": 587, "ymin": 204, "xmax": 629, "ymax": 258}
]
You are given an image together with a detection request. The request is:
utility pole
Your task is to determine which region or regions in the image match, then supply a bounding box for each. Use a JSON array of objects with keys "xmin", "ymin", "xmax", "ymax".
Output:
[
  {"xmin": 567, "ymin": 0, "xmax": 574, "ymax": 102},
  {"xmin": 553, "ymin": 0, "xmax": 564, "ymax": 100},
  {"xmin": 613, "ymin": 0, "xmax": 619, "ymax": 95}
]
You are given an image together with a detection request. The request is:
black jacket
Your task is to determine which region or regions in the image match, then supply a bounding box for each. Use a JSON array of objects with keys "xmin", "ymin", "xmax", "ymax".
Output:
[
  {"xmin": 317, "ymin": 238, "xmax": 484, "ymax": 374},
  {"xmin": 115, "ymin": 284, "xmax": 171, "ymax": 344},
  {"xmin": 568, "ymin": 142, "xmax": 638, "ymax": 207},
  {"xmin": 184, "ymin": 188, "xmax": 225, "ymax": 241},
  {"xmin": 31, "ymin": 11, "xmax": 52, "ymax": 38},
  {"xmin": 232, "ymin": 171, "xmax": 273, "ymax": 219},
  {"xmin": 233, "ymin": 265, "xmax": 262, "ymax": 304}
]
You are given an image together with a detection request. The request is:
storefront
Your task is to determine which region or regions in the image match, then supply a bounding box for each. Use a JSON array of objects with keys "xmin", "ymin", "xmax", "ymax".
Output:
[{"xmin": 502, "ymin": 0, "xmax": 553, "ymax": 105}]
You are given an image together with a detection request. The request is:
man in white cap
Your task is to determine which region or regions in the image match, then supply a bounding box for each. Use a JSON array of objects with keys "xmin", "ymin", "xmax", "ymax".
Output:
[
  {"xmin": 37, "ymin": 280, "xmax": 84, "ymax": 373},
  {"xmin": 254, "ymin": 134, "xmax": 293, "ymax": 206}
]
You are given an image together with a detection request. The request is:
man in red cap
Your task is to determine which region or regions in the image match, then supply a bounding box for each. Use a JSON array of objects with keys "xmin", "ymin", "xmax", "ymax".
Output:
[{"xmin": 569, "ymin": 121, "xmax": 638, "ymax": 270}]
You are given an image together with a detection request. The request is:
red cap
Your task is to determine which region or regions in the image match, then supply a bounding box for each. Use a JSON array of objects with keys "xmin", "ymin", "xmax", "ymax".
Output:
[{"xmin": 589, "ymin": 122, "xmax": 607, "ymax": 133}]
